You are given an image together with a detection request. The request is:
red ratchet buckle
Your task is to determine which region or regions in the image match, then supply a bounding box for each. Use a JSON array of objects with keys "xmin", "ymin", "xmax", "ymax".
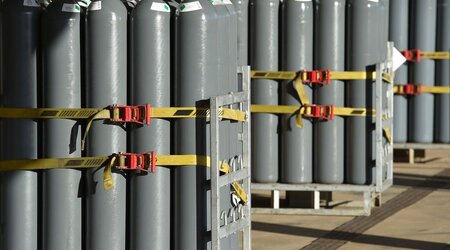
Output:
[
  {"xmin": 115, "ymin": 152, "xmax": 157, "ymax": 173},
  {"xmin": 303, "ymin": 105, "xmax": 335, "ymax": 121},
  {"xmin": 301, "ymin": 70, "xmax": 331, "ymax": 85},
  {"xmin": 402, "ymin": 84, "xmax": 422, "ymax": 95},
  {"xmin": 402, "ymin": 49, "xmax": 421, "ymax": 62},
  {"xmin": 110, "ymin": 104, "xmax": 151, "ymax": 125}
]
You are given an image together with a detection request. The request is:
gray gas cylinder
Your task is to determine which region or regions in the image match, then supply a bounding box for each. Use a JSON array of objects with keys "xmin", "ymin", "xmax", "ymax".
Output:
[
  {"xmin": 210, "ymin": 1, "xmax": 239, "ymax": 249},
  {"xmin": 223, "ymin": 0, "xmax": 238, "ymax": 154},
  {"xmin": 0, "ymin": 0, "xmax": 40, "ymax": 249},
  {"xmin": 42, "ymin": 1, "xmax": 83, "ymax": 249},
  {"xmin": 379, "ymin": 0, "xmax": 389, "ymax": 62},
  {"xmin": 281, "ymin": 0, "xmax": 313, "ymax": 184},
  {"xmin": 174, "ymin": 0, "xmax": 219, "ymax": 249},
  {"xmin": 346, "ymin": 0, "xmax": 379, "ymax": 185},
  {"xmin": 314, "ymin": 0, "xmax": 345, "ymax": 184},
  {"xmin": 249, "ymin": 0, "xmax": 279, "ymax": 183},
  {"xmin": 409, "ymin": 0, "xmax": 436, "ymax": 143},
  {"xmin": 86, "ymin": 0, "xmax": 128, "ymax": 249},
  {"xmin": 435, "ymin": 0, "xmax": 449, "ymax": 143},
  {"xmin": 211, "ymin": 0, "xmax": 231, "ymax": 176},
  {"xmin": 231, "ymin": 0, "xmax": 248, "ymax": 66},
  {"xmin": 389, "ymin": 0, "xmax": 408, "ymax": 143},
  {"xmin": 129, "ymin": 0, "xmax": 171, "ymax": 249}
]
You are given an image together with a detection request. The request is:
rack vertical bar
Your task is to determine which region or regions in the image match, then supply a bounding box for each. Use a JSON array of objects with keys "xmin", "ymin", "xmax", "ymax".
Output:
[{"xmin": 210, "ymin": 66, "xmax": 251, "ymax": 249}]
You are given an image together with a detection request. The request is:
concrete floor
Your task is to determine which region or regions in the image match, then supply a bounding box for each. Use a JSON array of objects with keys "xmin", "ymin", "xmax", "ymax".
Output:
[{"xmin": 251, "ymin": 149, "xmax": 450, "ymax": 250}]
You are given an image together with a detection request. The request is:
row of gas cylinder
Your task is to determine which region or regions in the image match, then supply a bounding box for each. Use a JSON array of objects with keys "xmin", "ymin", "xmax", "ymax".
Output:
[{"xmin": 0, "ymin": 0, "xmax": 241, "ymax": 249}]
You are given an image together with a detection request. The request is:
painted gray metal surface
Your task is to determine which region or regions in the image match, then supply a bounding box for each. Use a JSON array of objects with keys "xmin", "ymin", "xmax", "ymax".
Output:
[
  {"xmin": 346, "ymin": 0, "xmax": 379, "ymax": 185},
  {"xmin": 435, "ymin": 0, "xmax": 449, "ymax": 143},
  {"xmin": 224, "ymin": 1, "xmax": 238, "ymax": 157},
  {"xmin": 129, "ymin": 0, "xmax": 170, "ymax": 249},
  {"xmin": 249, "ymin": 0, "xmax": 279, "ymax": 183},
  {"xmin": 231, "ymin": 0, "xmax": 248, "ymax": 67},
  {"xmin": 281, "ymin": 0, "xmax": 312, "ymax": 184},
  {"xmin": 212, "ymin": 5, "xmax": 231, "ymax": 219},
  {"xmin": 223, "ymin": 2, "xmax": 239, "ymax": 249},
  {"xmin": 379, "ymin": 0, "xmax": 389, "ymax": 181},
  {"xmin": 379, "ymin": 0, "xmax": 389, "ymax": 62},
  {"xmin": 209, "ymin": 1, "xmax": 234, "ymax": 249},
  {"xmin": 0, "ymin": 1, "xmax": 40, "ymax": 249},
  {"xmin": 86, "ymin": 0, "xmax": 127, "ymax": 249},
  {"xmin": 42, "ymin": 1, "xmax": 82, "ymax": 249},
  {"xmin": 389, "ymin": 0, "xmax": 408, "ymax": 143},
  {"xmin": 314, "ymin": 0, "xmax": 345, "ymax": 184},
  {"xmin": 409, "ymin": 0, "xmax": 436, "ymax": 143},
  {"xmin": 174, "ymin": 1, "xmax": 219, "ymax": 249}
]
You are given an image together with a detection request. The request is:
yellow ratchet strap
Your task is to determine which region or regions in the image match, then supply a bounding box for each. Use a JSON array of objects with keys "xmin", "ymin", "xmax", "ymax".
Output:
[
  {"xmin": 0, "ymin": 154, "xmax": 248, "ymax": 203},
  {"xmin": 251, "ymin": 70, "xmax": 392, "ymax": 82},
  {"xmin": 251, "ymin": 104, "xmax": 375, "ymax": 127},
  {"xmin": 251, "ymin": 70, "xmax": 392, "ymax": 105},
  {"xmin": 402, "ymin": 49, "xmax": 450, "ymax": 62},
  {"xmin": 394, "ymin": 84, "xmax": 450, "ymax": 95},
  {"xmin": 0, "ymin": 105, "xmax": 246, "ymax": 150},
  {"xmin": 0, "ymin": 106, "xmax": 246, "ymax": 121},
  {"xmin": 420, "ymin": 51, "xmax": 450, "ymax": 60}
]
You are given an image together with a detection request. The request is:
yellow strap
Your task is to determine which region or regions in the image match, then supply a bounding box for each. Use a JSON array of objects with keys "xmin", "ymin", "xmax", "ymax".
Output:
[
  {"xmin": 251, "ymin": 71, "xmax": 392, "ymax": 107},
  {"xmin": 381, "ymin": 73, "xmax": 393, "ymax": 84},
  {"xmin": 231, "ymin": 182, "xmax": 248, "ymax": 204},
  {"xmin": 154, "ymin": 155, "xmax": 248, "ymax": 203},
  {"xmin": 394, "ymin": 85, "xmax": 450, "ymax": 94},
  {"xmin": 329, "ymin": 71, "xmax": 375, "ymax": 80},
  {"xmin": 251, "ymin": 70, "xmax": 296, "ymax": 80},
  {"xmin": 251, "ymin": 104, "xmax": 375, "ymax": 127},
  {"xmin": 83, "ymin": 109, "xmax": 111, "ymax": 150},
  {"xmin": 0, "ymin": 156, "xmax": 111, "ymax": 171},
  {"xmin": 420, "ymin": 51, "xmax": 450, "ymax": 60},
  {"xmin": 251, "ymin": 70, "xmax": 392, "ymax": 82},
  {"xmin": 330, "ymin": 71, "xmax": 392, "ymax": 83},
  {"xmin": 103, "ymin": 156, "xmax": 116, "ymax": 190},
  {"xmin": 0, "ymin": 107, "xmax": 246, "ymax": 151},
  {"xmin": 0, "ymin": 154, "xmax": 247, "ymax": 203},
  {"xmin": 294, "ymin": 76, "xmax": 310, "ymax": 105},
  {"xmin": 0, "ymin": 107, "xmax": 246, "ymax": 121},
  {"xmin": 251, "ymin": 104, "xmax": 375, "ymax": 117},
  {"xmin": 251, "ymin": 104, "xmax": 298, "ymax": 114},
  {"xmin": 383, "ymin": 128, "xmax": 392, "ymax": 144},
  {"xmin": 421, "ymin": 86, "xmax": 450, "ymax": 94}
]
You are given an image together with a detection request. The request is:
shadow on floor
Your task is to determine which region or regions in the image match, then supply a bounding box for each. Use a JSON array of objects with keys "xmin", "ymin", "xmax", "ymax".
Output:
[
  {"xmin": 252, "ymin": 221, "xmax": 450, "ymax": 250},
  {"xmin": 394, "ymin": 172, "xmax": 450, "ymax": 190}
]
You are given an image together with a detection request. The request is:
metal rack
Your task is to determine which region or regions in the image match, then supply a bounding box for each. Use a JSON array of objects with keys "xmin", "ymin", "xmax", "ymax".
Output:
[
  {"xmin": 251, "ymin": 44, "xmax": 395, "ymax": 216},
  {"xmin": 210, "ymin": 66, "xmax": 251, "ymax": 250}
]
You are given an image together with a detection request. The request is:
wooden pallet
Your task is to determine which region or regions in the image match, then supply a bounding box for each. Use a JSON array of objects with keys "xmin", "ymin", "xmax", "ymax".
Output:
[{"xmin": 394, "ymin": 143, "xmax": 450, "ymax": 164}]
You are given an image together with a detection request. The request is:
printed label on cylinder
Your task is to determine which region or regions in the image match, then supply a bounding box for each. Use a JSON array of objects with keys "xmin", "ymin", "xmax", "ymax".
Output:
[
  {"xmin": 88, "ymin": 1, "xmax": 102, "ymax": 11},
  {"xmin": 179, "ymin": 1, "xmax": 202, "ymax": 12},
  {"xmin": 62, "ymin": 3, "xmax": 81, "ymax": 12},
  {"xmin": 23, "ymin": 0, "xmax": 40, "ymax": 7},
  {"xmin": 151, "ymin": 2, "xmax": 170, "ymax": 12},
  {"xmin": 211, "ymin": 0, "xmax": 232, "ymax": 5}
]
